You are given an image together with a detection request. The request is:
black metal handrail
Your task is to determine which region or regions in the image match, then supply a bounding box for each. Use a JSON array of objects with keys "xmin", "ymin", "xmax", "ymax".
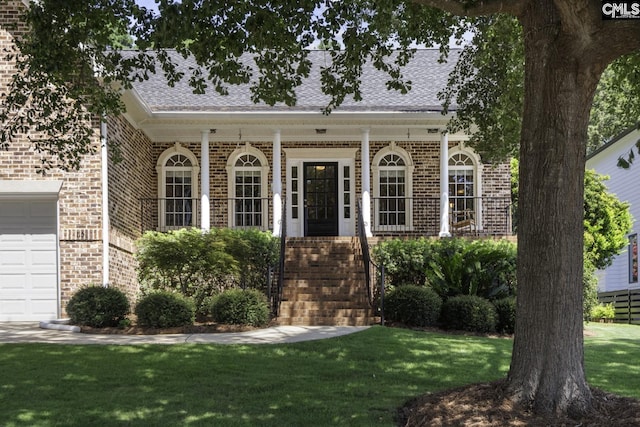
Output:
[{"xmin": 357, "ymin": 201, "xmax": 386, "ymax": 325}]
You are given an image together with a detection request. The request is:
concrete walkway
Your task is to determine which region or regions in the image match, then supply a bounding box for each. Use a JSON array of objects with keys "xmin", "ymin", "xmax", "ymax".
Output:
[{"xmin": 0, "ymin": 322, "xmax": 370, "ymax": 345}]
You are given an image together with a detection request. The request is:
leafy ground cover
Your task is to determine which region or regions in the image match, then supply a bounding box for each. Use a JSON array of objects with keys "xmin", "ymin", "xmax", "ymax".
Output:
[{"xmin": 0, "ymin": 324, "xmax": 638, "ymax": 426}]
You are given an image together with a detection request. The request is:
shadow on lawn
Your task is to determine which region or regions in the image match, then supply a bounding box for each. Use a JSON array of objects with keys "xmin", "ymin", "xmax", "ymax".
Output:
[{"xmin": 0, "ymin": 327, "xmax": 513, "ymax": 427}]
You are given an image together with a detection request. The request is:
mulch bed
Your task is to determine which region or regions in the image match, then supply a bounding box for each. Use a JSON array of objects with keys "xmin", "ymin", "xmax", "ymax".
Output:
[
  {"xmin": 398, "ymin": 379, "xmax": 640, "ymax": 427},
  {"xmin": 79, "ymin": 319, "xmax": 266, "ymax": 335}
]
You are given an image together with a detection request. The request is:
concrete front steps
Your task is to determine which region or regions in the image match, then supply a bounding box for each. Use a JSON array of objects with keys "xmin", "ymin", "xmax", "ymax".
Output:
[{"xmin": 275, "ymin": 237, "xmax": 378, "ymax": 326}]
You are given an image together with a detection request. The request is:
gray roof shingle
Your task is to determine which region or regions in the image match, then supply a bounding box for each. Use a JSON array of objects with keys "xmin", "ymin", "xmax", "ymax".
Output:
[{"xmin": 131, "ymin": 49, "xmax": 460, "ymax": 113}]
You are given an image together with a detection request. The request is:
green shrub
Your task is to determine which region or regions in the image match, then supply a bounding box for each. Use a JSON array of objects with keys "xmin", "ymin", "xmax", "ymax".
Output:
[
  {"xmin": 373, "ymin": 238, "xmax": 517, "ymax": 300},
  {"xmin": 135, "ymin": 292, "xmax": 195, "ymax": 328},
  {"xmin": 440, "ymin": 295, "xmax": 497, "ymax": 333},
  {"xmin": 373, "ymin": 238, "xmax": 434, "ymax": 287},
  {"xmin": 493, "ymin": 297, "xmax": 516, "ymax": 334},
  {"xmin": 583, "ymin": 258, "xmax": 600, "ymax": 321},
  {"xmin": 136, "ymin": 228, "xmax": 279, "ymax": 315},
  {"xmin": 590, "ymin": 303, "xmax": 616, "ymax": 321},
  {"xmin": 384, "ymin": 285, "xmax": 442, "ymax": 327},
  {"xmin": 220, "ymin": 228, "xmax": 280, "ymax": 292},
  {"xmin": 136, "ymin": 228, "xmax": 238, "ymax": 315},
  {"xmin": 211, "ymin": 288, "xmax": 270, "ymax": 327},
  {"xmin": 426, "ymin": 239, "xmax": 517, "ymax": 299},
  {"xmin": 67, "ymin": 286, "xmax": 130, "ymax": 328}
]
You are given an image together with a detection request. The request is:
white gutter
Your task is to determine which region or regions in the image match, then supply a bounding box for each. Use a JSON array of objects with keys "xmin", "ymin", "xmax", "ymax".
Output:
[{"xmin": 100, "ymin": 119, "xmax": 110, "ymax": 287}]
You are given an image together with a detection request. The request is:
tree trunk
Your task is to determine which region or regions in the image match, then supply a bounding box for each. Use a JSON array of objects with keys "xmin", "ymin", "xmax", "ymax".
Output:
[{"xmin": 507, "ymin": 2, "xmax": 606, "ymax": 416}]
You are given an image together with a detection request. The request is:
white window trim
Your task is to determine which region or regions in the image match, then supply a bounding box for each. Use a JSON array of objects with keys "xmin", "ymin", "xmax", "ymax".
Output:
[
  {"xmin": 372, "ymin": 142, "xmax": 414, "ymax": 231},
  {"xmin": 448, "ymin": 145, "xmax": 483, "ymax": 230},
  {"xmin": 226, "ymin": 143, "xmax": 270, "ymax": 230},
  {"xmin": 156, "ymin": 143, "xmax": 200, "ymax": 230}
]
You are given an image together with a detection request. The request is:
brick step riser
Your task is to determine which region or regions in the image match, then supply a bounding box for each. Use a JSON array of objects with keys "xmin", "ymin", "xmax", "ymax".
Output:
[
  {"xmin": 281, "ymin": 293, "xmax": 369, "ymax": 301},
  {"xmin": 282, "ymin": 280, "xmax": 364, "ymax": 289},
  {"xmin": 285, "ymin": 244, "xmax": 359, "ymax": 250},
  {"xmin": 285, "ymin": 246, "xmax": 360, "ymax": 253},
  {"xmin": 281, "ymin": 297, "xmax": 368, "ymax": 304},
  {"xmin": 286, "ymin": 246, "xmax": 359, "ymax": 252},
  {"xmin": 281, "ymin": 286, "xmax": 366, "ymax": 294},
  {"xmin": 284, "ymin": 263, "xmax": 364, "ymax": 276},
  {"xmin": 280, "ymin": 301, "xmax": 370, "ymax": 309},
  {"xmin": 276, "ymin": 317, "xmax": 375, "ymax": 326},
  {"xmin": 278, "ymin": 308, "xmax": 372, "ymax": 317},
  {"xmin": 284, "ymin": 259, "xmax": 361, "ymax": 267},
  {"xmin": 281, "ymin": 287, "xmax": 367, "ymax": 296}
]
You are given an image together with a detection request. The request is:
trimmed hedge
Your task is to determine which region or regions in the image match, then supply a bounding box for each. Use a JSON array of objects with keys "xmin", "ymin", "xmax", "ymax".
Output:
[
  {"xmin": 493, "ymin": 297, "xmax": 516, "ymax": 334},
  {"xmin": 440, "ymin": 295, "xmax": 497, "ymax": 333},
  {"xmin": 67, "ymin": 286, "xmax": 130, "ymax": 328},
  {"xmin": 135, "ymin": 292, "xmax": 195, "ymax": 328},
  {"xmin": 211, "ymin": 288, "xmax": 270, "ymax": 327},
  {"xmin": 384, "ymin": 285, "xmax": 442, "ymax": 327}
]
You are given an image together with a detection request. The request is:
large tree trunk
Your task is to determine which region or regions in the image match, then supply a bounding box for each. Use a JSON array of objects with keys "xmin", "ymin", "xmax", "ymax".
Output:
[{"xmin": 507, "ymin": 2, "xmax": 606, "ymax": 416}]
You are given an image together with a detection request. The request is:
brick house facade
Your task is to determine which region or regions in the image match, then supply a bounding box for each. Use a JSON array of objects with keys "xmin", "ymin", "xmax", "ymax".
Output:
[{"xmin": 0, "ymin": 1, "xmax": 511, "ymax": 321}]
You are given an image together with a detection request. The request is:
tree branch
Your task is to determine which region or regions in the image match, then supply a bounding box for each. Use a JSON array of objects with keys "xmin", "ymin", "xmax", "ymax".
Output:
[
  {"xmin": 553, "ymin": 0, "xmax": 600, "ymax": 36},
  {"xmin": 551, "ymin": 0, "xmax": 640, "ymax": 59},
  {"xmin": 595, "ymin": 20, "xmax": 640, "ymax": 59},
  {"xmin": 410, "ymin": 0, "xmax": 526, "ymax": 17}
]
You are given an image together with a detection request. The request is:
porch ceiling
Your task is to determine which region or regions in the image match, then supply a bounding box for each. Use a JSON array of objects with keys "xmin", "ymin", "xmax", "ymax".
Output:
[{"xmin": 125, "ymin": 111, "xmax": 464, "ymax": 143}]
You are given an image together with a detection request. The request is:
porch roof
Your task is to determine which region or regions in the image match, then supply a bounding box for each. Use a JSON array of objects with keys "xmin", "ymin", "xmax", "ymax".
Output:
[{"xmin": 128, "ymin": 49, "xmax": 460, "ymax": 114}]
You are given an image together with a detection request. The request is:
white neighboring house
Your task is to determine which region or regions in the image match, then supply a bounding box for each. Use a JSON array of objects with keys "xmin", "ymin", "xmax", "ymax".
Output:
[{"xmin": 586, "ymin": 126, "xmax": 639, "ymax": 292}]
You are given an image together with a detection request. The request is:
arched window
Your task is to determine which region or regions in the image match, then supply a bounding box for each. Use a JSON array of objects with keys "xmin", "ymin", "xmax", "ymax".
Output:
[
  {"xmin": 372, "ymin": 143, "xmax": 414, "ymax": 230},
  {"xmin": 226, "ymin": 144, "xmax": 269, "ymax": 229},
  {"xmin": 448, "ymin": 148, "xmax": 481, "ymax": 231},
  {"xmin": 156, "ymin": 144, "xmax": 199, "ymax": 230}
]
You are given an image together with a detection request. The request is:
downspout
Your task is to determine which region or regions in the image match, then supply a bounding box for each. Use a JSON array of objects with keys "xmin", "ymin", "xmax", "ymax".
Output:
[{"xmin": 101, "ymin": 119, "xmax": 110, "ymax": 287}]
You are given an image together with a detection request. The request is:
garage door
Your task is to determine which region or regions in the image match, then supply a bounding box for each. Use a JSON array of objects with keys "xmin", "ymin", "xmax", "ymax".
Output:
[{"xmin": 0, "ymin": 198, "xmax": 59, "ymax": 321}]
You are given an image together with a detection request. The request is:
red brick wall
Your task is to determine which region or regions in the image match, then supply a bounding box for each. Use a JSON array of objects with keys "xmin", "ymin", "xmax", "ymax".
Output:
[
  {"xmin": 1, "ymin": 3, "xmax": 104, "ymax": 315},
  {"xmin": 106, "ymin": 115, "xmax": 155, "ymax": 302}
]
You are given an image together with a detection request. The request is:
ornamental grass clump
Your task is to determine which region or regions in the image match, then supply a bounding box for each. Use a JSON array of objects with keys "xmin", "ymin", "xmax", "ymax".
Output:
[
  {"xmin": 135, "ymin": 292, "xmax": 195, "ymax": 328},
  {"xmin": 67, "ymin": 286, "xmax": 130, "ymax": 328},
  {"xmin": 211, "ymin": 288, "xmax": 270, "ymax": 327}
]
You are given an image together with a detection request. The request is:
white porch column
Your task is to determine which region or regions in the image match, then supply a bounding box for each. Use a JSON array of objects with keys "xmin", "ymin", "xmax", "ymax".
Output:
[
  {"xmin": 361, "ymin": 128, "xmax": 372, "ymax": 237},
  {"xmin": 200, "ymin": 130, "xmax": 211, "ymax": 231},
  {"xmin": 439, "ymin": 131, "xmax": 451, "ymax": 237},
  {"xmin": 272, "ymin": 129, "xmax": 282, "ymax": 237}
]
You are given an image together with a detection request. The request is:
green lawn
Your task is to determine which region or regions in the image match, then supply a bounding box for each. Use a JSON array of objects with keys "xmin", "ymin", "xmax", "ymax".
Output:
[{"xmin": 0, "ymin": 324, "xmax": 638, "ymax": 427}]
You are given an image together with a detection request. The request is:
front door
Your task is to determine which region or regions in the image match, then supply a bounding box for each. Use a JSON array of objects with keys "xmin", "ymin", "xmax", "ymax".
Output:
[{"xmin": 304, "ymin": 162, "xmax": 338, "ymax": 236}]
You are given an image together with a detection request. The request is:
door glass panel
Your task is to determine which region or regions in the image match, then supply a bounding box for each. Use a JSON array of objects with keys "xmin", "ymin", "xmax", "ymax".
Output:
[{"xmin": 304, "ymin": 163, "xmax": 338, "ymax": 236}]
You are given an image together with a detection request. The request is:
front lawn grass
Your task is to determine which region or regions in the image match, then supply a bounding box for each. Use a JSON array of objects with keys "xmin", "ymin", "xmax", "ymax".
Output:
[{"xmin": 0, "ymin": 324, "xmax": 638, "ymax": 426}]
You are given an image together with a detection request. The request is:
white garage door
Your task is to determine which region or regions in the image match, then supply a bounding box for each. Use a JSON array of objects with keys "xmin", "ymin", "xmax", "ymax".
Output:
[{"xmin": 0, "ymin": 198, "xmax": 59, "ymax": 321}]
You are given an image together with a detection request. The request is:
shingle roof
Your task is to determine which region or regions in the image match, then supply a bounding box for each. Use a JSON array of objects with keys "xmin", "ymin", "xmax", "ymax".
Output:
[{"xmin": 131, "ymin": 49, "xmax": 460, "ymax": 113}]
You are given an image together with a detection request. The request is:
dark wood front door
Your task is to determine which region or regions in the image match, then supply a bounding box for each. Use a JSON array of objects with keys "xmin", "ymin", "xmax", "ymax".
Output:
[{"xmin": 304, "ymin": 162, "xmax": 338, "ymax": 236}]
